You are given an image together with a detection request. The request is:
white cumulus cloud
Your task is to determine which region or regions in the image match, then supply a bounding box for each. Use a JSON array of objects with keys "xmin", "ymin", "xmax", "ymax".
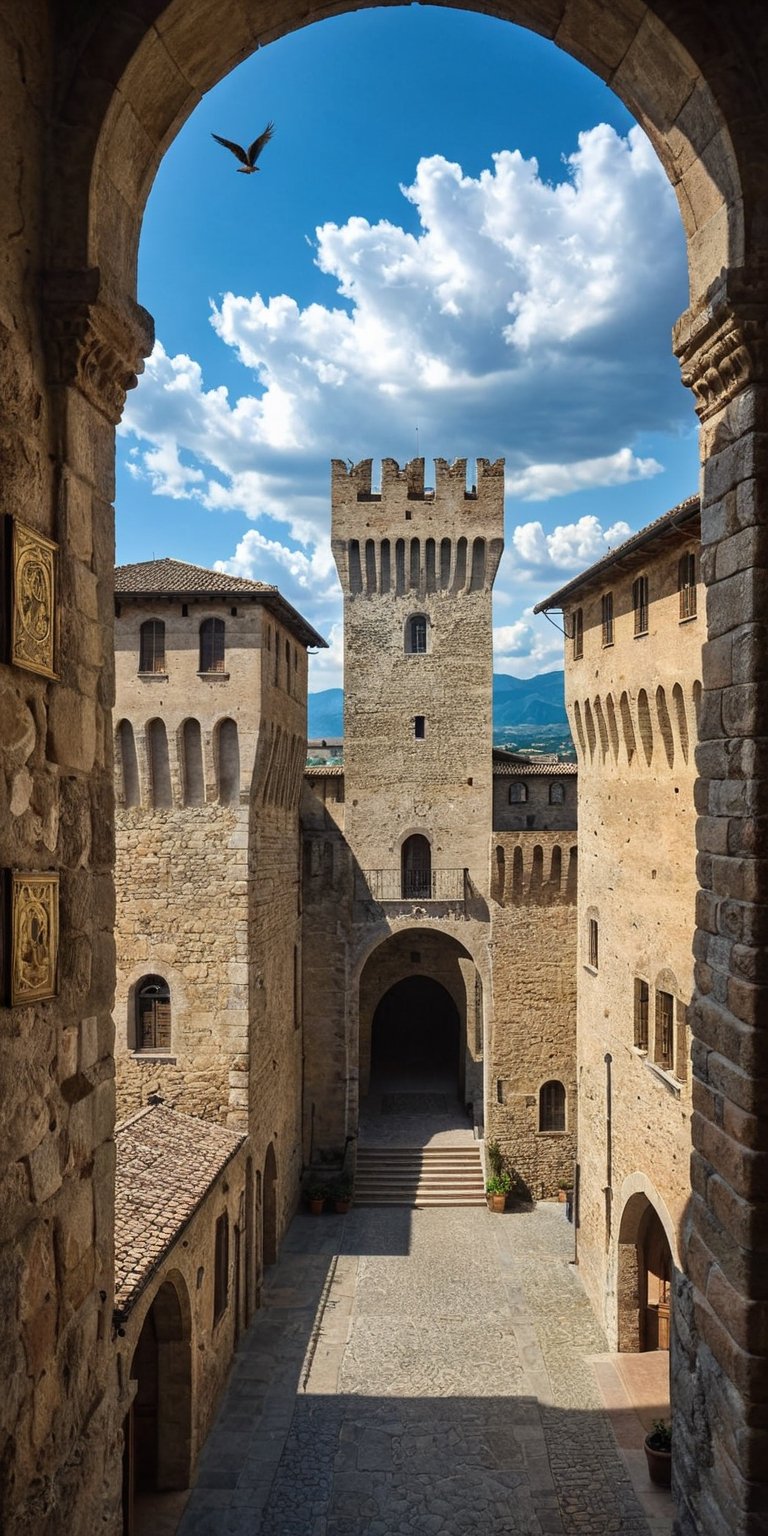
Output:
[
  {"xmin": 512, "ymin": 514, "xmax": 633, "ymax": 575},
  {"xmin": 505, "ymin": 447, "xmax": 662, "ymax": 503}
]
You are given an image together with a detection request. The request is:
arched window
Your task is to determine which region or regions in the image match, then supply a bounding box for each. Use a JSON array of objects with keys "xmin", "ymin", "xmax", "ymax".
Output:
[
  {"xmin": 199, "ymin": 617, "xmax": 225, "ymax": 673},
  {"xmin": 139, "ymin": 619, "xmax": 165, "ymax": 674},
  {"xmin": 539, "ymin": 1080, "xmax": 566, "ymax": 1132},
  {"xmin": 181, "ymin": 718, "xmax": 204, "ymax": 806},
  {"xmin": 217, "ymin": 717, "xmax": 240, "ymax": 804},
  {"xmin": 401, "ymin": 834, "xmax": 431, "ymax": 900},
  {"xmin": 509, "ymin": 781, "xmax": 528, "ymax": 804},
  {"xmin": 147, "ymin": 718, "xmax": 172, "ymax": 808},
  {"xmin": 549, "ymin": 781, "xmax": 565, "ymax": 805},
  {"xmin": 117, "ymin": 719, "xmax": 140, "ymax": 807},
  {"xmin": 135, "ymin": 975, "xmax": 171, "ymax": 1052},
  {"xmin": 406, "ymin": 614, "xmax": 428, "ymax": 654}
]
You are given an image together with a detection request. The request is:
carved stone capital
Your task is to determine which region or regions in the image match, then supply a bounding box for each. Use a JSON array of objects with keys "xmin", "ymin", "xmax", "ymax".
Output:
[
  {"xmin": 674, "ymin": 266, "xmax": 768, "ymax": 421},
  {"xmin": 43, "ymin": 269, "xmax": 154, "ymax": 425}
]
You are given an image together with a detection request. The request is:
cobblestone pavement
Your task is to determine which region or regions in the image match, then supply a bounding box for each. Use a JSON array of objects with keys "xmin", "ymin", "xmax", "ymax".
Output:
[{"xmin": 177, "ymin": 1200, "xmax": 668, "ymax": 1536}]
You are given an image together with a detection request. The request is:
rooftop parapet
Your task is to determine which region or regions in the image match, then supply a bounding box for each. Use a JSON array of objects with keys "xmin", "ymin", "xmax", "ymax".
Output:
[{"xmin": 331, "ymin": 455, "xmax": 505, "ymax": 537}]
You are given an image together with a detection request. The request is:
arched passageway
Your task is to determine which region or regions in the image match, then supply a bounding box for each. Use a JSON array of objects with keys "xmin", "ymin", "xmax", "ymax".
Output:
[
  {"xmin": 123, "ymin": 1278, "xmax": 193, "ymax": 1534},
  {"xmin": 371, "ymin": 975, "xmax": 460, "ymax": 1090},
  {"xmin": 617, "ymin": 1192, "xmax": 674, "ymax": 1355}
]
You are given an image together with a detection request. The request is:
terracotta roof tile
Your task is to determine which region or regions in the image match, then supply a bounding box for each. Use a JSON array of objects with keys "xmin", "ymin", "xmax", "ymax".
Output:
[
  {"xmin": 114, "ymin": 1104, "xmax": 244, "ymax": 1316},
  {"xmin": 114, "ymin": 557, "xmax": 275, "ymax": 596}
]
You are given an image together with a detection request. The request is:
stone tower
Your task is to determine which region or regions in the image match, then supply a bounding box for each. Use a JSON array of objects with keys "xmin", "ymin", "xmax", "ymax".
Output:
[{"xmin": 331, "ymin": 456, "xmax": 504, "ymax": 896}]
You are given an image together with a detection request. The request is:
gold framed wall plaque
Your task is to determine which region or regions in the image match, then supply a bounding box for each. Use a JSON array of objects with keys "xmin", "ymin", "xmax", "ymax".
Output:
[
  {"xmin": 7, "ymin": 872, "xmax": 60, "ymax": 1006},
  {"xmin": 4, "ymin": 518, "xmax": 59, "ymax": 679}
]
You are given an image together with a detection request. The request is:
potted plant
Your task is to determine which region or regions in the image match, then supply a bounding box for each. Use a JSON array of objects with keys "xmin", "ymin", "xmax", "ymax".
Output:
[
  {"xmin": 486, "ymin": 1172, "xmax": 511, "ymax": 1213},
  {"xmin": 307, "ymin": 1183, "xmax": 327, "ymax": 1215},
  {"xmin": 557, "ymin": 1183, "xmax": 569, "ymax": 1203},
  {"xmin": 332, "ymin": 1179, "xmax": 353, "ymax": 1214},
  {"xmin": 644, "ymin": 1418, "xmax": 672, "ymax": 1487}
]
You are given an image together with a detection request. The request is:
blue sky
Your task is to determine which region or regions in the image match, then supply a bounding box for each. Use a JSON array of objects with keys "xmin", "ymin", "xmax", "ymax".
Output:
[{"xmin": 118, "ymin": 5, "xmax": 699, "ymax": 688}]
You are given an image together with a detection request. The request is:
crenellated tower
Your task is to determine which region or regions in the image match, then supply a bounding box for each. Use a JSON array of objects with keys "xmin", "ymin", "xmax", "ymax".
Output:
[{"xmin": 331, "ymin": 456, "xmax": 504, "ymax": 896}]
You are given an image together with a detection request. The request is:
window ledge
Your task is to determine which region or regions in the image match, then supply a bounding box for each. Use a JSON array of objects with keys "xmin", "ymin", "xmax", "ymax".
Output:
[
  {"xmin": 137, "ymin": 671, "xmax": 168, "ymax": 680},
  {"xmin": 583, "ymin": 964, "xmax": 598, "ymax": 976},
  {"xmin": 130, "ymin": 1051, "xmax": 177, "ymax": 1064},
  {"xmin": 643, "ymin": 1058, "xmax": 681, "ymax": 1097},
  {"xmin": 633, "ymin": 629, "xmax": 648, "ymax": 639},
  {"xmin": 197, "ymin": 671, "xmax": 230, "ymax": 680},
  {"xmin": 678, "ymin": 614, "xmax": 698, "ymax": 625},
  {"xmin": 536, "ymin": 1129, "xmax": 568, "ymax": 1138}
]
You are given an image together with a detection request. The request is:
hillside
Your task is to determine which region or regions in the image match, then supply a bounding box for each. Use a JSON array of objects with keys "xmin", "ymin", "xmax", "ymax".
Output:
[{"xmin": 308, "ymin": 672, "xmax": 568, "ymax": 738}]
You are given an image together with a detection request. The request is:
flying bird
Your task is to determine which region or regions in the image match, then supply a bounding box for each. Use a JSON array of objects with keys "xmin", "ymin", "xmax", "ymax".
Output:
[{"xmin": 211, "ymin": 122, "xmax": 275, "ymax": 174}]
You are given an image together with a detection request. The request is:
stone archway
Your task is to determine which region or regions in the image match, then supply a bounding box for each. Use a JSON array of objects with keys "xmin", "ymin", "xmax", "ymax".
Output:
[
  {"xmin": 370, "ymin": 974, "xmax": 461, "ymax": 1090},
  {"xmin": 3, "ymin": 7, "xmax": 768, "ymax": 1536},
  {"xmin": 617, "ymin": 1190, "xmax": 675, "ymax": 1355},
  {"xmin": 124, "ymin": 1275, "xmax": 193, "ymax": 1531}
]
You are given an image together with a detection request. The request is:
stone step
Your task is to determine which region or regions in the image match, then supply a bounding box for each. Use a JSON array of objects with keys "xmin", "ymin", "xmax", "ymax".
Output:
[{"xmin": 354, "ymin": 1146, "xmax": 485, "ymax": 1207}]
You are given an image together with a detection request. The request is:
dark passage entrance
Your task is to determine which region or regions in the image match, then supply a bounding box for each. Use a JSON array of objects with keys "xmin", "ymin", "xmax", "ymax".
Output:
[{"xmin": 371, "ymin": 976, "xmax": 460, "ymax": 1089}]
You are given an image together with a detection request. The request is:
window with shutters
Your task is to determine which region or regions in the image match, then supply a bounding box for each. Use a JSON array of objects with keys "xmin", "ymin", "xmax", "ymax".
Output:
[
  {"xmin": 633, "ymin": 574, "xmax": 649, "ymax": 635},
  {"xmin": 572, "ymin": 607, "xmax": 583, "ymax": 660},
  {"xmin": 199, "ymin": 617, "xmax": 226, "ymax": 673},
  {"xmin": 213, "ymin": 1213, "xmax": 229, "ymax": 1323},
  {"xmin": 601, "ymin": 592, "xmax": 614, "ymax": 646},
  {"xmin": 135, "ymin": 975, "xmax": 171, "ymax": 1052},
  {"xmin": 679, "ymin": 551, "xmax": 697, "ymax": 620},
  {"xmin": 139, "ymin": 619, "xmax": 166, "ymax": 674},
  {"xmin": 655, "ymin": 990, "xmax": 674, "ymax": 1070},
  {"xmin": 634, "ymin": 978, "xmax": 649, "ymax": 1050},
  {"xmin": 588, "ymin": 917, "xmax": 599, "ymax": 970},
  {"xmin": 539, "ymin": 1080, "xmax": 566, "ymax": 1132}
]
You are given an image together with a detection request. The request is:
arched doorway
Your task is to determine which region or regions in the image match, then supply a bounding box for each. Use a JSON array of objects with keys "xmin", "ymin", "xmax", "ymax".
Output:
[
  {"xmin": 617, "ymin": 1192, "xmax": 674, "ymax": 1354},
  {"xmin": 123, "ymin": 1277, "xmax": 193, "ymax": 1534},
  {"xmin": 371, "ymin": 975, "xmax": 460, "ymax": 1091},
  {"xmin": 262, "ymin": 1143, "xmax": 278, "ymax": 1269}
]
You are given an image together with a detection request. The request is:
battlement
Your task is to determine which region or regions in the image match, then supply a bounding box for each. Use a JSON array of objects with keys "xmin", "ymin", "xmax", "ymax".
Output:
[{"xmin": 331, "ymin": 455, "xmax": 505, "ymax": 544}]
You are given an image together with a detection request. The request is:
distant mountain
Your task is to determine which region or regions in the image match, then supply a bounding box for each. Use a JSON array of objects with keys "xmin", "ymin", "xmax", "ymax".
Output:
[
  {"xmin": 492, "ymin": 670, "xmax": 568, "ymax": 726},
  {"xmin": 308, "ymin": 688, "xmax": 344, "ymax": 738},
  {"xmin": 308, "ymin": 671, "xmax": 567, "ymax": 739}
]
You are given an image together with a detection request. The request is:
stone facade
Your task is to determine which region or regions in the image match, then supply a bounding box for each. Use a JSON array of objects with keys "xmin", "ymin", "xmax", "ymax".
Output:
[
  {"xmin": 537, "ymin": 502, "xmax": 701, "ymax": 1354},
  {"xmin": 301, "ymin": 458, "xmax": 577, "ymax": 1205},
  {"xmin": 113, "ymin": 560, "xmax": 325, "ymax": 1311},
  {"xmin": 2, "ymin": 7, "xmax": 768, "ymax": 1536}
]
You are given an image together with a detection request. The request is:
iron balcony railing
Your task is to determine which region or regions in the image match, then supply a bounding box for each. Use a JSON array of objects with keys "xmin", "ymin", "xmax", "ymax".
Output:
[{"xmin": 357, "ymin": 867, "xmax": 468, "ymax": 904}]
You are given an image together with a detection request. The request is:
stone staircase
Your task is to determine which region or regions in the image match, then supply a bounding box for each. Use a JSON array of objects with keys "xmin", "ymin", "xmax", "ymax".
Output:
[{"xmin": 354, "ymin": 1145, "xmax": 486, "ymax": 1207}]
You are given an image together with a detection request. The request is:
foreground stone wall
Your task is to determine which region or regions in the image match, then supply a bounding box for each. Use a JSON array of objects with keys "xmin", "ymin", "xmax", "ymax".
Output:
[{"xmin": 488, "ymin": 833, "xmax": 577, "ymax": 1197}]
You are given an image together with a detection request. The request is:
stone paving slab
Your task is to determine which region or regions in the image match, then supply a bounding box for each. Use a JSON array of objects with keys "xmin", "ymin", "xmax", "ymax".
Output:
[{"xmin": 178, "ymin": 1202, "xmax": 660, "ymax": 1536}]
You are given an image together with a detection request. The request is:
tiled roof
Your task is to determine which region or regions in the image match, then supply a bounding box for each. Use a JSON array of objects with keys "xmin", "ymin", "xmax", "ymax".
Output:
[
  {"xmin": 533, "ymin": 495, "xmax": 700, "ymax": 612},
  {"xmin": 493, "ymin": 759, "xmax": 577, "ymax": 776},
  {"xmin": 114, "ymin": 1104, "xmax": 245, "ymax": 1317},
  {"xmin": 114, "ymin": 557, "xmax": 328, "ymax": 650},
  {"xmin": 115, "ymin": 557, "xmax": 275, "ymax": 595}
]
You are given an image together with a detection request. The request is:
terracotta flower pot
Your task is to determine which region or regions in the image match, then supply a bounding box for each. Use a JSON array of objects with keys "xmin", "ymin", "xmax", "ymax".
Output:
[
  {"xmin": 644, "ymin": 1438, "xmax": 672, "ymax": 1488},
  {"xmin": 334, "ymin": 1199, "xmax": 351, "ymax": 1214},
  {"xmin": 487, "ymin": 1192, "xmax": 507, "ymax": 1213},
  {"xmin": 308, "ymin": 1197, "xmax": 325, "ymax": 1215}
]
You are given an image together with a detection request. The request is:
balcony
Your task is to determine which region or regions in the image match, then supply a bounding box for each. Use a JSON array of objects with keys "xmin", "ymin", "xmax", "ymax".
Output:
[{"xmin": 354, "ymin": 867, "xmax": 469, "ymax": 921}]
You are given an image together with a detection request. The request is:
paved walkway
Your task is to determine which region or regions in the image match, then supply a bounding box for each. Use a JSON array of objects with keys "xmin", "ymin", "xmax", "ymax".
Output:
[{"xmin": 174, "ymin": 1201, "xmax": 674, "ymax": 1536}]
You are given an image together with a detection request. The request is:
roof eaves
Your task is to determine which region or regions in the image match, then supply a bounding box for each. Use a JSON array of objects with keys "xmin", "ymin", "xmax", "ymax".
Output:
[{"xmin": 533, "ymin": 496, "xmax": 699, "ymax": 614}]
